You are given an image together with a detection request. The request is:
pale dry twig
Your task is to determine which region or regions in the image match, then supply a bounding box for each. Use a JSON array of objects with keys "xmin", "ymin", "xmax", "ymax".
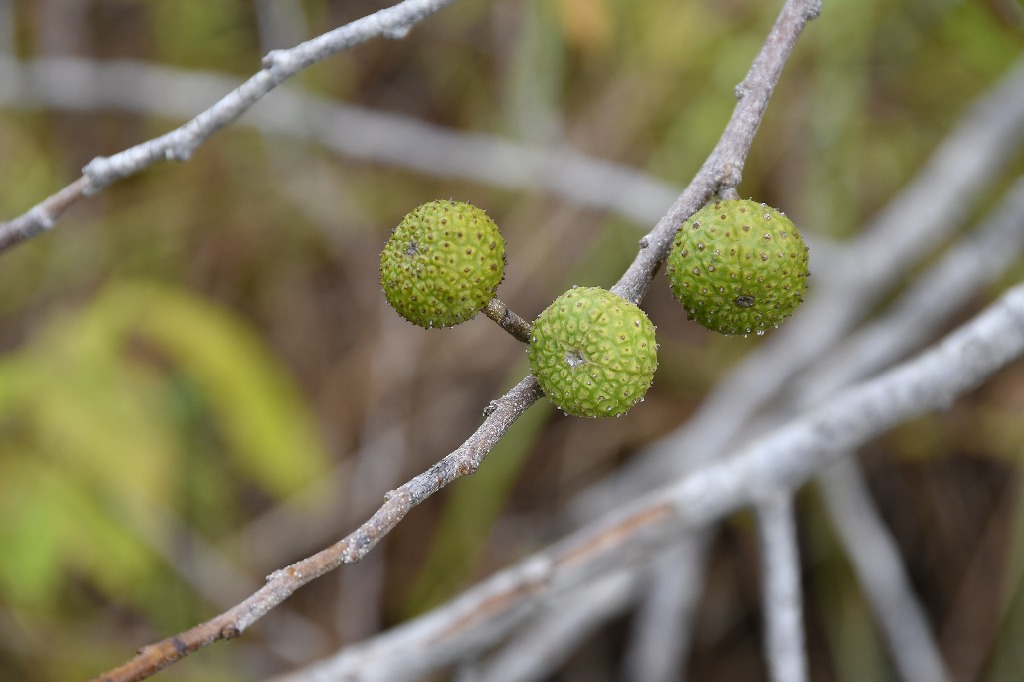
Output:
[{"xmin": 0, "ymin": 0, "xmax": 458, "ymax": 253}]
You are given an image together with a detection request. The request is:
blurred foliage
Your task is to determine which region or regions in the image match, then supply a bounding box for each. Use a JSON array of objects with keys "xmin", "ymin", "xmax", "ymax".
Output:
[
  {"xmin": 0, "ymin": 280, "xmax": 328, "ymax": 679},
  {"xmin": 0, "ymin": 0, "xmax": 1021, "ymax": 680}
]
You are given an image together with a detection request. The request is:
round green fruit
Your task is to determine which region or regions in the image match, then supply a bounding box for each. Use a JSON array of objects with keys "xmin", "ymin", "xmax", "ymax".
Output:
[
  {"xmin": 528, "ymin": 287, "xmax": 657, "ymax": 418},
  {"xmin": 380, "ymin": 200, "xmax": 506, "ymax": 328},
  {"xmin": 666, "ymin": 199, "xmax": 809, "ymax": 336}
]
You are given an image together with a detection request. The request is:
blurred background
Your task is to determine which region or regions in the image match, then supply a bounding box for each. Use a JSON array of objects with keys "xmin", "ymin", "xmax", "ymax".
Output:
[{"xmin": 0, "ymin": 0, "xmax": 1022, "ymax": 680}]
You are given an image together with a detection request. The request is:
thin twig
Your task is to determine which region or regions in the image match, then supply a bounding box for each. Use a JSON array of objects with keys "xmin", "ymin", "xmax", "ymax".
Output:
[
  {"xmin": 611, "ymin": 0, "xmax": 822, "ymax": 305},
  {"xmin": 745, "ymin": 178, "xmax": 1024, "ymax": 682},
  {"xmin": 271, "ymin": 283, "xmax": 1024, "ymax": 682},
  {"xmin": 719, "ymin": 179, "xmax": 1024, "ymax": 682},
  {"xmin": 763, "ymin": 180, "xmax": 1024, "ymax": 682},
  {"xmin": 0, "ymin": 176, "xmax": 89, "ymax": 251},
  {"xmin": 758, "ymin": 493, "xmax": 808, "ymax": 682},
  {"xmin": 0, "ymin": 0, "xmax": 458, "ymax": 254},
  {"xmin": 671, "ymin": 174, "xmax": 1024, "ymax": 682},
  {"xmin": 820, "ymin": 458, "xmax": 951, "ymax": 682},
  {"xmin": 483, "ymin": 298, "xmax": 533, "ymax": 344},
  {"xmin": 88, "ymin": 376, "xmax": 542, "ymax": 682}
]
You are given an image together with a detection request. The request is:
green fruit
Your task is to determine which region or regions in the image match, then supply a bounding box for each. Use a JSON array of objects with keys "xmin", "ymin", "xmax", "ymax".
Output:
[
  {"xmin": 666, "ymin": 199, "xmax": 809, "ymax": 336},
  {"xmin": 528, "ymin": 287, "xmax": 657, "ymax": 418},
  {"xmin": 380, "ymin": 200, "xmax": 506, "ymax": 328}
]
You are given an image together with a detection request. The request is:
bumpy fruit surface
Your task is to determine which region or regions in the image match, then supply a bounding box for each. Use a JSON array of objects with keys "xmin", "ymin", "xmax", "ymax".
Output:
[
  {"xmin": 381, "ymin": 200, "xmax": 506, "ymax": 328},
  {"xmin": 528, "ymin": 287, "xmax": 657, "ymax": 418},
  {"xmin": 666, "ymin": 199, "xmax": 809, "ymax": 336}
]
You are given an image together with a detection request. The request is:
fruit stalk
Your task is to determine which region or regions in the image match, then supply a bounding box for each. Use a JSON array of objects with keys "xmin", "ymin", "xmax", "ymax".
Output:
[{"xmin": 483, "ymin": 298, "xmax": 532, "ymax": 343}]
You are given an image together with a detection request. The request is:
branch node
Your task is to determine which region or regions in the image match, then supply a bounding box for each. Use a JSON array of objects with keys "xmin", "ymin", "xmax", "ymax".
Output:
[
  {"xmin": 170, "ymin": 637, "xmax": 189, "ymax": 656},
  {"xmin": 81, "ymin": 158, "xmax": 109, "ymax": 190},
  {"xmin": 220, "ymin": 625, "xmax": 241, "ymax": 640},
  {"xmin": 28, "ymin": 206, "xmax": 55, "ymax": 231},
  {"xmin": 165, "ymin": 147, "xmax": 191, "ymax": 162},
  {"xmin": 457, "ymin": 460, "xmax": 480, "ymax": 476},
  {"xmin": 383, "ymin": 24, "xmax": 412, "ymax": 39},
  {"xmin": 261, "ymin": 49, "xmax": 290, "ymax": 71}
]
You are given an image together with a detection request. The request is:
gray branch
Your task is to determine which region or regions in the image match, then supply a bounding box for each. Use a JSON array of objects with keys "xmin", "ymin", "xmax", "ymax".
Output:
[
  {"xmin": 758, "ymin": 494, "xmax": 808, "ymax": 682},
  {"xmin": 82, "ymin": 0, "xmax": 455, "ymax": 186},
  {"xmin": 773, "ymin": 179, "xmax": 1024, "ymax": 682},
  {"xmin": 820, "ymin": 459, "xmax": 950, "ymax": 682},
  {"xmin": 0, "ymin": 0, "xmax": 458, "ymax": 252},
  {"xmin": 747, "ymin": 191, "xmax": 1024, "ymax": 678}
]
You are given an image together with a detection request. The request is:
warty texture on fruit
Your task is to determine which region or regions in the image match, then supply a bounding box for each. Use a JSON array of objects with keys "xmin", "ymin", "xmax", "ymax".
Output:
[
  {"xmin": 380, "ymin": 199, "xmax": 506, "ymax": 328},
  {"xmin": 665, "ymin": 199, "xmax": 809, "ymax": 336},
  {"xmin": 528, "ymin": 287, "xmax": 657, "ymax": 418}
]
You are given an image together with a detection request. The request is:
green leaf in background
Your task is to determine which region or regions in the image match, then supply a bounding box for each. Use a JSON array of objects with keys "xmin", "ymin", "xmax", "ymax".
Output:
[
  {"xmin": 86, "ymin": 280, "xmax": 329, "ymax": 500},
  {"xmin": 23, "ymin": 321, "xmax": 178, "ymax": 508},
  {"xmin": 0, "ymin": 454, "xmax": 160, "ymax": 611},
  {"xmin": 0, "ymin": 457, "xmax": 73, "ymax": 608},
  {"xmin": 0, "ymin": 322, "xmax": 176, "ymax": 612},
  {"xmin": 0, "ymin": 279, "xmax": 330, "ymax": 614}
]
